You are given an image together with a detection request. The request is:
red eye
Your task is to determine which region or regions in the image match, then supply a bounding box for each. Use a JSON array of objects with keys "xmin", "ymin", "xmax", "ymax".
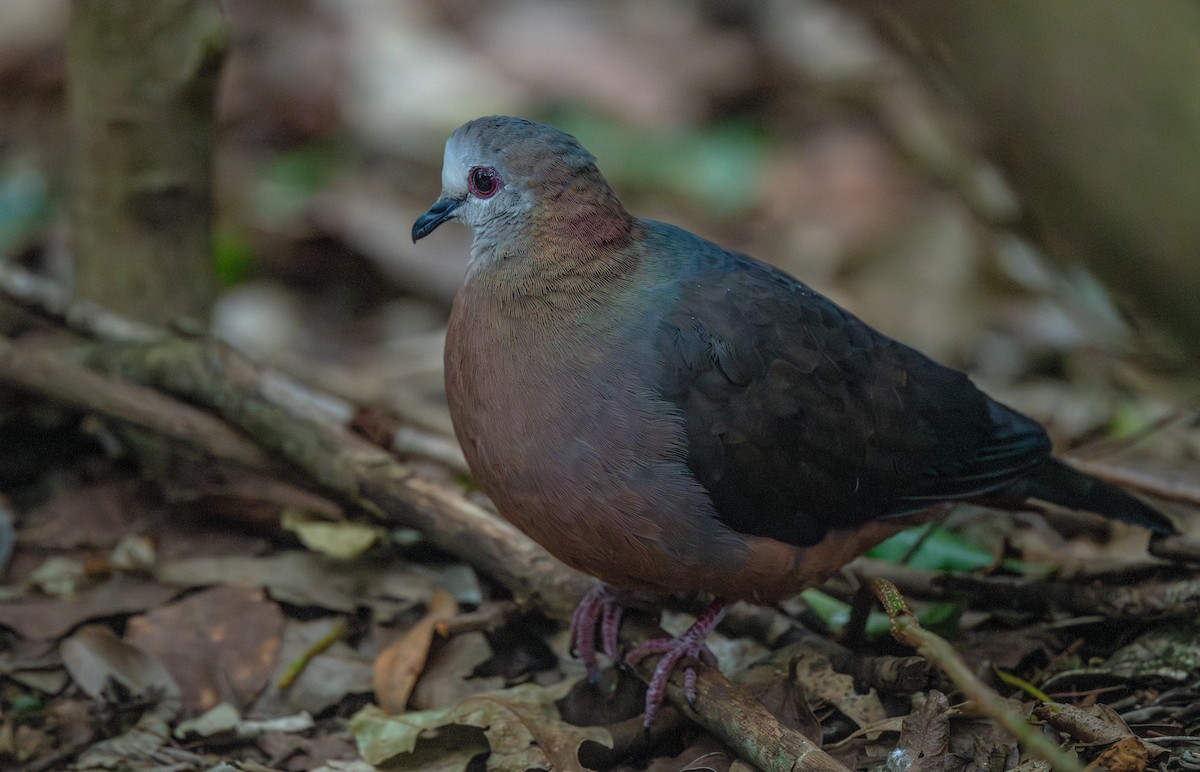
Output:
[{"xmin": 468, "ymin": 166, "xmax": 501, "ymax": 198}]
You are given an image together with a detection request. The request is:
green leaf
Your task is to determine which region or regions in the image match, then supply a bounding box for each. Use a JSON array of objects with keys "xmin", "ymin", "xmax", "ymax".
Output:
[
  {"xmin": 867, "ymin": 526, "xmax": 997, "ymax": 572},
  {"xmin": 800, "ymin": 589, "xmax": 965, "ymax": 639}
]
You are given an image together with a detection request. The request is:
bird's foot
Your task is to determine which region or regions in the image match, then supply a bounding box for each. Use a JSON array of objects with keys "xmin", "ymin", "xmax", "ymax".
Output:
[
  {"xmin": 624, "ymin": 600, "xmax": 727, "ymax": 727},
  {"xmin": 568, "ymin": 583, "xmax": 626, "ymax": 680}
]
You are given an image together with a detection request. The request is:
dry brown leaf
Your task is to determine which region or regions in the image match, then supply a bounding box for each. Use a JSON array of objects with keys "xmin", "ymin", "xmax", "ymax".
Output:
[
  {"xmin": 18, "ymin": 480, "xmax": 147, "ymax": 551},
  {"xmin": 736, "ymin": 657, "xmax": 823, "ymax": 743},
  {"xmin": 1034, "ymin": 702, "xmax": 1133, "ymax": 746},
  {"xmin": 1086, "ymin": 736, "xmax": 1156, "ymax": 772},
  {"xmin": 252, "ymin": 617, "xmax": 372, "ymax": 717},
  {"xmin": 409, "ymin": 630, "xmax": 501, "ymax": 711},
  {"xmin": 373, "ymin": 589, "xmax": 458, "ymax": 714},
  {"xmin": 788, "ymin": 640, "xmax": 887, "ymax": 728},
  {"xmin": 352, "ymin": 679, "xmax": 611, "ymax": 770},
  {"xmin": 946, "ymin": 715, "xmax": 1021, "ymax": 771},
  {"xmin": 893, "ymin": 690, "xmax": 950, "ymax": 771},
  {"xmin": 0, "ymin": 576, "xmax": 179, "ymax": 639},
  {"xmin": 126, "ymin": 585, "xmax": 284, "ymax": 716},
  {"xmin": 60, "ymin": 624, "xmax": 180, "ymax": 713},
  {"xmin": 156, "ymin": 550, "xmax": 477, "ymax": 617},
  {"xmin": 645, "ymin": 735, "xmax": 737, "ymax": 772}
]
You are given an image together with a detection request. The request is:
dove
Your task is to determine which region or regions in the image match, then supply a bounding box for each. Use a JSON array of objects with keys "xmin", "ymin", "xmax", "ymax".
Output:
[{"xmin": 412, "ymin": 116, "xmax": 1174, "ymax": 726}]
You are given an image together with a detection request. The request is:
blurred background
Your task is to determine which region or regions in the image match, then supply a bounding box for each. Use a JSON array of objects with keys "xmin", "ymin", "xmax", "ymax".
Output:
[{"xmin": 1, "ymin": 0, "xmax": 1197, "ymax": 470}]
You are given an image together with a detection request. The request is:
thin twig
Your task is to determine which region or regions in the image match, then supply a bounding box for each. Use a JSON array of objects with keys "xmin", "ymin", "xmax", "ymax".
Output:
[{"xmin": 867, "ymin": 578, "xmax": 1082, "ymax": 772}]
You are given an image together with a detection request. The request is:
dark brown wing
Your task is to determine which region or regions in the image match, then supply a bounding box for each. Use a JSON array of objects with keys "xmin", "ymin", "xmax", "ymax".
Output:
[{"xmin": 647, "ymin": 222, "xmax": 1050, "ymax": 547}]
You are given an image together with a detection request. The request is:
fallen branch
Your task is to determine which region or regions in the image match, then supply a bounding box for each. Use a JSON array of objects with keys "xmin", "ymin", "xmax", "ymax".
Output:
[{"xmin": 0, "ymin": 335, "xmax": 271, "ymax": 472}]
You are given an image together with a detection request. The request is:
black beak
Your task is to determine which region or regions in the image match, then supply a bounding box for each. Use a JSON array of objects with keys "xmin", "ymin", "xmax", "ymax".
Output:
[{"xmin": 412, "ymin": 197, "xmax": 464, "ymax": 242}]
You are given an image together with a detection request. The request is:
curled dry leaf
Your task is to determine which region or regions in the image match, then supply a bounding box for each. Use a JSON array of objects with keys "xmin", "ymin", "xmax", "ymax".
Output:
[
  {"xmin": 373, "ymin": 588, "xmax": 459, "ymax": 714},
  {"xmin": 0, "ymin": 577, "xmax": 179, "ymax": 639},
  {"xmin": 1086, "ymin": 735, "xmax": 1160, "ymax": 772},
  {"xmin": 1034, "ymin": 702, "xmax": 1134, "ymax": 746},
  {"xmin": 59, "ymin": 625, "xmax": 185, "ymax": 770},
  {"xmin": 156, "ymin": 550, "xmax": 479, "ymax": 616}
]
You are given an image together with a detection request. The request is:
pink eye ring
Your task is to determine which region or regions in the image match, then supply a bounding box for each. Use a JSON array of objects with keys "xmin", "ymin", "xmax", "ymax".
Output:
[{"xmin": 468, "ymin": 166, "xmax": 502, "ymax": 198}]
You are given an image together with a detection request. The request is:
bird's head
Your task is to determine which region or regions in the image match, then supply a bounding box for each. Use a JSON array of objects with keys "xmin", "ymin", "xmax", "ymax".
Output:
[{"xmin": 412, "ymin": 116, "xmax": 628, "ymax": 253}]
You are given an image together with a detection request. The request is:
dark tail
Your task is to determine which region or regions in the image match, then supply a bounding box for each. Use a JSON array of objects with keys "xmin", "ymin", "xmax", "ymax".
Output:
[{"xmin": 1019, "ymin": 458, "xmax": 1176, "ymax": 535}]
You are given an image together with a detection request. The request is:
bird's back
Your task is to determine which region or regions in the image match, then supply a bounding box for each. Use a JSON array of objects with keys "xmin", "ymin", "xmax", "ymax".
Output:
[{"xmin": 640, "ymin": 221, "xmax": 1053, "ymax": 545}]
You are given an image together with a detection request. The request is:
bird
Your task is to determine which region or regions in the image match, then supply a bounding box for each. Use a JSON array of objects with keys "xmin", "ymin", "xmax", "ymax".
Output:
[{"xmin": 412, "ymin": 115, "xmax": 1176, "ymax": 726}]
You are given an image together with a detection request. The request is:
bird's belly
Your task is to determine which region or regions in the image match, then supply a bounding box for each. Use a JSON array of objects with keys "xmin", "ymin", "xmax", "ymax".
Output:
[{"xmin": 444, "ymin": 315, "xmax": 739, "ymax": 592}]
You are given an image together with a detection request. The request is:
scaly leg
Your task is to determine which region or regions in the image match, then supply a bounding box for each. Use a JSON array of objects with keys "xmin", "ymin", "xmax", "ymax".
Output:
[
  {"xmin": 568, "ymin": 583, "xmax": 626, "ymax": 679},
  {"xmin": 624, "ymin": 599, "xmax": 726, "ymax": 727}
]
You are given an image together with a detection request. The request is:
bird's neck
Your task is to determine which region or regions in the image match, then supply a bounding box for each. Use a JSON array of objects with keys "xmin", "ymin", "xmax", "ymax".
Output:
[
  {"xmin": 532, "ymin": 172, "xmax": 637, "ymax": 252},
  {"xmin": 469, "ymin": 181, "xmax": 642, "ymax": 304}
]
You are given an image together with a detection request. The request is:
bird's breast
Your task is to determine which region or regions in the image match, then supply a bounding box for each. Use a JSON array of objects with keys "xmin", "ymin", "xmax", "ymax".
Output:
[
  {"xmin": 442, "ymin": 280, "xmax": 749, "ymax": 592},
  {"xmin": 445, "ymin": 287, "xmax": 667, "ymax": 487}
]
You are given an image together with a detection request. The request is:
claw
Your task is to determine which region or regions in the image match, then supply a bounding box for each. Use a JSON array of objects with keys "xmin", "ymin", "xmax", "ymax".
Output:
[
  {"xmin": 568, "ymin": 584, "xmax": 627, "ymax": 680},
  {"xmin": 624, "ymin": 600, "xmax": 726, "ymax": 727}
]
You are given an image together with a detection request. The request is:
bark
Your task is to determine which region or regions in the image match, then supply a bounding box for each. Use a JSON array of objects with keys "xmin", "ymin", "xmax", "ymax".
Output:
[{"xmin": 67, "ymin": 0, "xmax": 227, "ymax": 325}]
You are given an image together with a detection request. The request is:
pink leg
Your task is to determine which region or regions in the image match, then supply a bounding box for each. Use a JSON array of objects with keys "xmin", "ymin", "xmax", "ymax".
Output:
[
  {"xmin": 568, "ymin": 583, "xmax": 626, "ymax": 679},
  {"xmin": 624, "ymin": 599, "xmax": 727, "ymax": 727},
  {"xmin": 600, "ymin": 599, "xmax": 623, "ymax": 664}
]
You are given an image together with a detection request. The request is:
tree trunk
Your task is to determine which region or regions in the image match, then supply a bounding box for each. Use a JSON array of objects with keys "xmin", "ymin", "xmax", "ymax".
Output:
[{"xmin": 67, "ymin": 0, "xmax": 227, "ymax": 325}]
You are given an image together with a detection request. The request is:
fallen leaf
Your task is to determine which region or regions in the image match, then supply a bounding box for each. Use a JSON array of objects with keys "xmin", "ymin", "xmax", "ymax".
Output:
[
  {"xmin": 947, "ymin": 715, "xmax": 1021, "ymax": 771},
  {"xmin": 252, "ymin": 617, "xmax": 373, "ymax": 717},
  {"xmin": 74, "ymin": 714, "xmax": 173, "ymax": 770},
  {"xmin": 374, "ymin": 589, "xmax": 458, "ymax": 713},
  {"xmin": 892, "ymin": 690, "xmax": 950, "ymax": 771},
  {"xmin": 174, "ymin": 701, "xmax": 315, "ymax": 742},
  {"xmin": 788, "ymin": 641, "xmax": 887, "ymax": 728},
  {"xmin": 1108, "ymin": 619, "xmax": 1200, "ymax": 682},
  {"xmin": 0, "ymin": 576, "xmax": 179, "ymax": 639},
  {"xmin": 311, "ymin": 762, "xmax": 381, "ymax": 772},
  {"xmin": 27, "ymin": 556, "xmax": 87, "ymax": 597},
  {"xmin": 156, "ymin": 550, "xmax": 478, "ymax": 616},
  {"xmin": 648, "ymin": 737, "xmax": 736, "ymax": 772},
  {"xmin": 126, "ymin": 585, "xmax": 284, "ymax": 716},
  {"xmin": 350, "ymin": 680, "xmax": 611, "ymax": 770},
  {"xmin": 736, "ymin": 657, "xmax": 823, "ymax": 742},
  {"xmin": 409, "ymin": 631, "xmax": 502, "ymax": 711},
  {"xmin": 60, "ymin": 624, "xmax": 180, "ymax": 714},
  {"xmin": 174, "ymin": 702, "xmax": 241, "ymax": 739},
  {"xmin": 1086, "ymin": 735, "xmax": 1156, "ymax": 772},
  {"xmin": 18, "ymin": 480, "xmax": 147, "ymax": 551},
  {"xmin": 281, "ymin": 507, "xmax": 384, "ymax": 560},
  {"xmin": 1034, "ymin": 702, "xmax": 1133, "ymax": 746}
]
